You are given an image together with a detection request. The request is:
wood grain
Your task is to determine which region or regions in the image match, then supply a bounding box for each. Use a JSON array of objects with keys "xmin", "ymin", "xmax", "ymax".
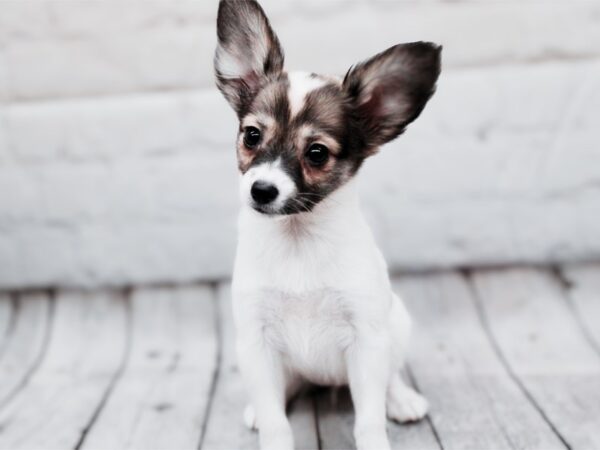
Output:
[
  {"xmin": 0, "ymin": 291, "xmax": 52, "ymax": 410},
  {"xmin": 82, "ymin": 285, "xmax": 217, "ymax": 450},
  {"xmin": 472, "ymin": 267, "xmax": 600, "ymax": 450},
  {"xmin": 395, "ymin": 272, "xmax": 565, "ymax": 450},
  {"xmin": 559, "ymin": 263, "xmax": 600, "ymax": 354},
  {"xmin": 0, "ymin": 268, "xmax": 598, "ymax": 449},
  {"xmin": 0, "ymin": 290, "xmax": 125, "ymax": 449},
  {"xmin": 0, "ymin": 294, "xmax": 13, "ymax": 359},
  {"xmin": 200, "ymin": 283, "xmax": 258, "ymax": 450}
]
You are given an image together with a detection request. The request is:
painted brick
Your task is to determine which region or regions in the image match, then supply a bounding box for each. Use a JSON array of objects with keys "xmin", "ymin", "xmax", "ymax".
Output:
[
  {"xmin": 0, "ymin": 112, "xmax": 8, "ymax": 164},
  {"xmin": 0, "ymin": 60, "xmax": 599, "ymax": 287},
  {"xmin": 1, "ymin": 1, "xmax": 600, "ymax": 288},
  {"xmin": 2, "ymin": 2, "xmax": 600, "ymax": 100},
  {"xmin": 0, "ymin": 50, "xmax": 8, "ymax": 103},
  {"xmin": 4, "ymin": 91, "xmax": 236, "ymax": 163}
]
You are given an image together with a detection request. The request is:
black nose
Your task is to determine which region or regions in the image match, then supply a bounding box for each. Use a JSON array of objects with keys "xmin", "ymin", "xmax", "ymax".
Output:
[{"xmin": 251, "ymin": 181, "xmax": 279, "ymax": 205}]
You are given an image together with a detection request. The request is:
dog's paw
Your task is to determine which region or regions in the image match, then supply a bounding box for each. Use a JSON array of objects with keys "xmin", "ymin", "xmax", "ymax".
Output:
[
  {"xmin": 387, "ymin": 386, "xmax": 429, "ymax": 423},
  {"xmin": 243, "ymin": 404, "xmax": 258, "ymax": 430}
]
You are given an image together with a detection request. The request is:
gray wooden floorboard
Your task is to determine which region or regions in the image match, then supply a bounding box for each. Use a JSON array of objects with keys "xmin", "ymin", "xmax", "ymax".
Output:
[
  {"xmin": 202, "ymin": 285, "xmax": 258, "ymax": 450},
  {"xmin": 0, "ymin": 290, "xmax": 126, "ymax": 450},
  {"xmin": 471, "ymin": 267, "xmax": 600, "ymax": 450},
  {"xmin": 315, "ymin": 387, "xmax": 355, "ymax": 450},
  {"xmin": 82, "ymin": 285, "xmax": 217, "ymax": 450},
  {"xmin": 0, "ymin": 266, "xmax": 599, "ymax": 449},
  {"xmin": 559, "ymin": 263, "xmax": 600, "ymax": 355},
  {"xmin": 0, "ymin": 294, "xmax": 13, "ymax": 360},
  {"xmin": 0, "ymin": 292, "xmax": 52, "ymax": 411},
  {"xmin": 201, "ymin": 283, "xmax": 258, "ymax": 450},
  {"xmin": 395, "ymin": 272, "xmax": 565, "ymax": 450}
]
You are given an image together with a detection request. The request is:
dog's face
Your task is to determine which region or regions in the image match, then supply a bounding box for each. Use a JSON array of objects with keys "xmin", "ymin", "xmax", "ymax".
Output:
[{"xmin": 215, "ymin": 0, "xmax": 441, "ymax": 215}]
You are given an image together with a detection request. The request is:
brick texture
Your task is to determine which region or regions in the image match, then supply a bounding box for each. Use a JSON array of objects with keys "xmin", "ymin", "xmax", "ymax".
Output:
[{"xmin": 0, "ymin": 1, "xmax": 599, "ymax": 288}]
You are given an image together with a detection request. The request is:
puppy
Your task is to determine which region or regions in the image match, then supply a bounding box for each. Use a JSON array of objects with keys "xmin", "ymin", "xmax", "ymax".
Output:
[{"xmin": 214, "ymin": 1, "xmax": 441, "ymax": 449}]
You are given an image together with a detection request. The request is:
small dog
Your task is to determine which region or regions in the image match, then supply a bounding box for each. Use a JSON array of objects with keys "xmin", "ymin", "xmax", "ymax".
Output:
[{"xmin": 214, "ymin": 1, "xmax": 441, "ymax": 449}]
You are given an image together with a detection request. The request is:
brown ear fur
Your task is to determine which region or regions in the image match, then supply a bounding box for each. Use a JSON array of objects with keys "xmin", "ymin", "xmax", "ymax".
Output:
[
  {"xmin": 214, "ymin": 0, "xmax": 284, "ymax": 118},
  {"xmin": 343, "ymin": 42, "xmax": 442, "ymax": 153}
]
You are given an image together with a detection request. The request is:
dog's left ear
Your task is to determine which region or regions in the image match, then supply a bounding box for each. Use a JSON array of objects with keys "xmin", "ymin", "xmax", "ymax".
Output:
[
  {"xmin": 214, "ymin": 0, "xmax": 284, "ymax": 118},
  {"xmin": 344, "ymin": 42, "xmax": 441, "ymax": 153}
]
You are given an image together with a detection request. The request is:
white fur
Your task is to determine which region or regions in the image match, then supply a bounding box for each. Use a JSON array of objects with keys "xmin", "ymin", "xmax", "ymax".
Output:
[
  {"xmin": 287, "ymin": 71, "xmax": 327, "ymax": 117},
  {"xmin": 232, "ymin": 179, "xmax": 427, "ymax": 450},
  {"xmin": 215, "ymin": 46, "xmax": 247, "ymax": 80},
  {"xmin": 240, "ymin": 158, "xmax": 296, "ymax": 212},
  {"xmin": 215, "ymin": 17, "xmax": 271, "ymax": 81}
]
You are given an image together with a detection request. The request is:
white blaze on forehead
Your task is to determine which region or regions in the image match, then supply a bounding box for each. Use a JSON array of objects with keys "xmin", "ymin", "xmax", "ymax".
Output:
[
  {"xmin": 240, "ymin": 158, "xmax": 297, "ymax": 209},
  {"xmin": 287, "ymin": 71, "xmax": 328, "ymax": 118}
]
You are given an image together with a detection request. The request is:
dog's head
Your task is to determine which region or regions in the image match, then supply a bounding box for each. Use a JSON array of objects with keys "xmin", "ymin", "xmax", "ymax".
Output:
[{"xmin": 215, "ymin": 0, "xmax": 441, "ymax": 215}]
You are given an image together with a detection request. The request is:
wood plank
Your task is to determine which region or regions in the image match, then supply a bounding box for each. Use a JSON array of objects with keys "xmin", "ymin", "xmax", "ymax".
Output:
[
  {"xmin": 289, "ymin": 392, "xmax": 320, "ymax": 450},
  {"xmin": 394, "ymin": 272, "xmax": 564, "ymax": 450},
  {"xmin": 0, "ymin": 291, "xmax": 51, "ymax": 410},
  {"xmin": 0, "ymin": 290, "xmax": 127, "ymax": 449},
  {"xmin": 201, "ymin": 283, "xmax": 258, "ymax": 450},
  {"xmin": 471, "ymin": 267, "xmax": 600, "ymax": 450},
  {"xmin": 202, "ymin": 283, "xmax": 320, "ymax": 450},
  {"xmin": 559, "ymin": 263, "xmax": 600, "ymax": 353},
  {"xmin": 0, "ymin": 294, "xmax": 14, "ymax": 358},
  {"xmin": 315, "ymin": 387, "xmax": 355, "ymax": 450},
  {"xmin": 83, "ymin": 285, "xmax": 217, "ymax": 450}
]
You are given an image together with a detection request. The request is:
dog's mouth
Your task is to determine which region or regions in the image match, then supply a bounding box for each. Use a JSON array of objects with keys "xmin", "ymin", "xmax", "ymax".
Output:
[
  {"xmin": 251, "ymin": 203, "xmax": 279, "ymax": 215},
  {"xmin": 250, "ymin": 197, "xmax": 316, "ymax": 216},
  {"xmin": 251, "ymin": 203, "xmax": 296, "ymax": 216}
]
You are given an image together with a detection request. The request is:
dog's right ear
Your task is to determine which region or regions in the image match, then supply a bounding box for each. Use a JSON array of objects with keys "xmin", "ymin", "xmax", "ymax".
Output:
[{"xmin": 214, "ymin": 0, "xmax": 284, "ymax": 118}]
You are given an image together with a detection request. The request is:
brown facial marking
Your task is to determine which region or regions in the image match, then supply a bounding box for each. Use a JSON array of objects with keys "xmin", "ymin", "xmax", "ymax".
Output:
[
  {"xmin": 236, "ymin": 132, "xmax": 254, "ymax": 173},
  {"xmin": 290, "ymin": 83, "xmax": 364, "ymax": 193},
  {"xmin": 295, "ymin": 124, "xmax": 340, "ymax": 186},
  {"xmin": 236, "ymin": 72, "xmax": 366, "ymax": 214},
  {"xmin": 296, "ymin": 125, "xmax": 341, "ymax": 157},
  {"xmin": 216, "ymin": 0, "xmax": 441, "ymax": 216},
  {"xmin": 236, "ymin": 75, "xmax": 291, "ymax": 174},
  {"xmin": 294, "ymin": 84, "xmax": 346, "ymax": 143},
  {"xmin": 237, "ymin": 113, "xmax": 278, "ymax": 173}
]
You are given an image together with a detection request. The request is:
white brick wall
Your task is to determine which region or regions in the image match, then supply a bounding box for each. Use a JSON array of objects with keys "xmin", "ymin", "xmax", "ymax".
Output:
[{"xmin": 1, "ymin": 0, "xmax": 600, "ymax": 288}]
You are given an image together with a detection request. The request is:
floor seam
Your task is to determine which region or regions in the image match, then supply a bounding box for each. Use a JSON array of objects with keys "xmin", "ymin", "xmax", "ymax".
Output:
[
  {"xmin": 551, "ymin": 266, "xmax": 600, "ymax": 359},
  {"xmin": 73, "ymin": 287, "xmax": 133, "ymax": 450},
  {"xmin": 0, "ymin": 293, "xmax": 19, "ymax": 365},
  {"xmin": 0, "ymin": 289, "xmax": 56, "ymax": 410},
  {"xmin": 405, "ymin": 364, "xmax": 445, "ymax": 450},
  {"xmin": 197, "ymin": 282, "xmax": 224, "ymax": 450},
  {"xmin": 462, "ymin": 269, "xmax": 572, "ymax": 450}
]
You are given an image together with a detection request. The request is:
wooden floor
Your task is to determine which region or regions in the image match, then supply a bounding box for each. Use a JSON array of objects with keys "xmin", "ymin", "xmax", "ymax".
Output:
[{"xmin": 0, "ymin": 265, "xmax": 599, "ymax": 450}]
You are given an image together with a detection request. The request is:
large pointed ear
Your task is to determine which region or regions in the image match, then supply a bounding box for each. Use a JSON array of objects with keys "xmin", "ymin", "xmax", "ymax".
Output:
[
  {"xmin": 343, "ymin": 42, "xmax": 441, "ymax": 153},
  {"xmin": 214, "ymin": 0, "xmax": 284, "ymax": 118}
]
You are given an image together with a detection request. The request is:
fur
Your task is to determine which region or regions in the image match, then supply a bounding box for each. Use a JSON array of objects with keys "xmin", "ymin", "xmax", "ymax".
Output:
[{"xmin": 214, "ymin": 1, "xmax": 441, "ymax": 449}]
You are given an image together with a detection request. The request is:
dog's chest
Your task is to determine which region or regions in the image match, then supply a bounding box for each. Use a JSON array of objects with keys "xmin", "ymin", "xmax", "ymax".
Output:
[{"xmin": 259, "ymin": 288, "xmax": 355, "ymax": 384}]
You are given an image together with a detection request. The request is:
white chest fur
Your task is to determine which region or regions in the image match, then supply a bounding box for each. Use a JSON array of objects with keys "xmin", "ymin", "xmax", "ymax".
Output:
[{"xmin": 231, "ymin": 181, "xmax": 394, "ymax": 384}]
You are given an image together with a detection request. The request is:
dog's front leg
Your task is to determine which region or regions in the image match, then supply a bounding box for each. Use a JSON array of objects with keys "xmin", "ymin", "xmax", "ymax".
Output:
[
  {"xmin": 237, "ymin": 337, "xmax": 293, "ymax": 450},
  {"xmin": 347, "ymin": 332, "xmax": 392, "ymax": 450}
]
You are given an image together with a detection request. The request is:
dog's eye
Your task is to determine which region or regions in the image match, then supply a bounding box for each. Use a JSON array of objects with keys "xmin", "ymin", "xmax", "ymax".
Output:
[
  {"xmin": 243, "ymin": 127, "xmax": 261, "ymax": 148},
  {"xmin": 305, "ymin": 144, "xmax": 329, "ymax": 166}
]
